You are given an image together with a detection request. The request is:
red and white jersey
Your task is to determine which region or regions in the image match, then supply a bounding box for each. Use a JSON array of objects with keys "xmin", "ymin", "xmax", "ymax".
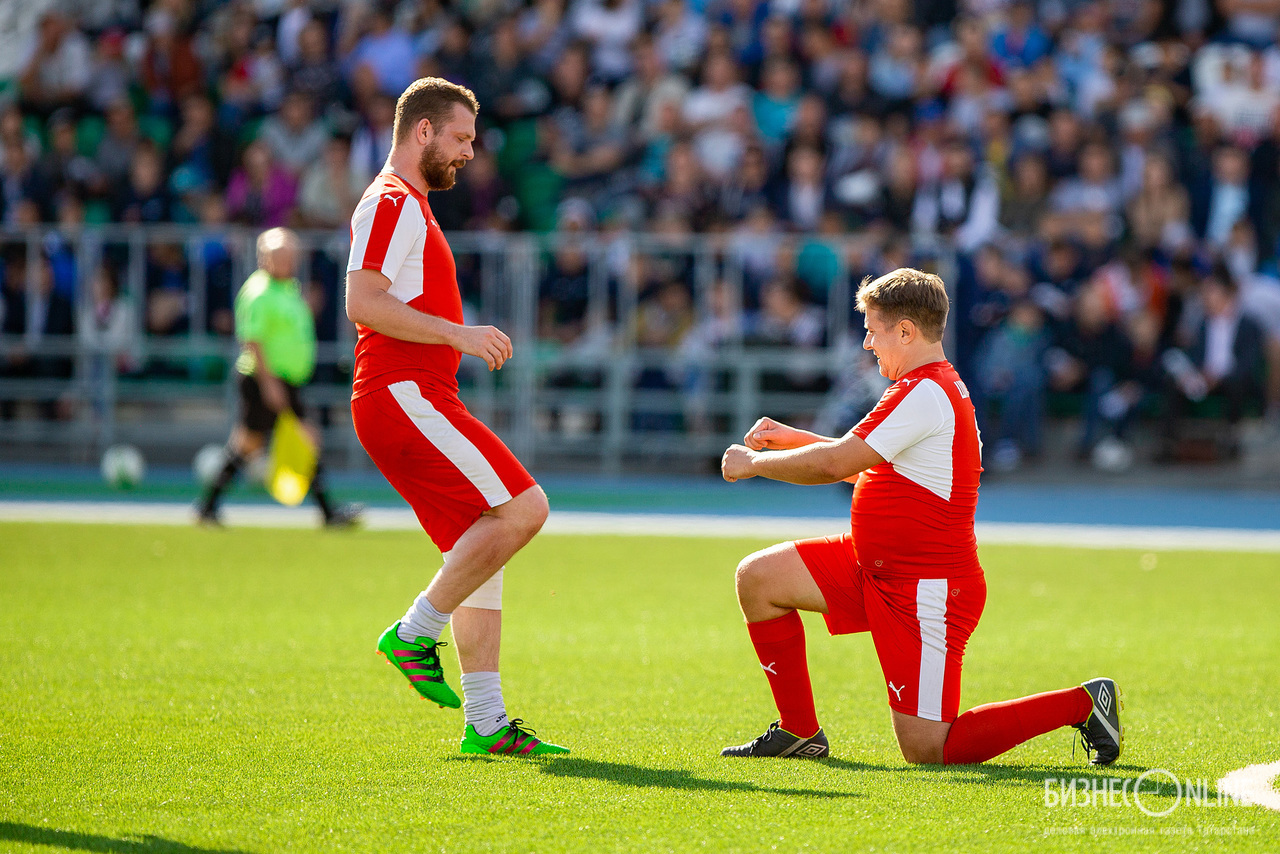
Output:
[
  {"xmin": 850, "ymin": 360, "xmax": 983, "ymax": 579},
  {"xmin": 347, "ymin": 171, "xmax": 463, "ymax": 400}
]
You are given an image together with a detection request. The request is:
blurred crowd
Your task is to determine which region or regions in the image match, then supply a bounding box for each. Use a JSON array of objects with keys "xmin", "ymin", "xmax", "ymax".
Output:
[{"xmin": 2, "ymin": 0, "xmax": 1280, "ymax": 463}]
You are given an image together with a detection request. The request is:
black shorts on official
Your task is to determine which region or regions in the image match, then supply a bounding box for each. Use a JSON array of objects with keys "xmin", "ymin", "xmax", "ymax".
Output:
[{"xmin": 238, "ymin": 373, "xmax": 305, "ymax": 433}]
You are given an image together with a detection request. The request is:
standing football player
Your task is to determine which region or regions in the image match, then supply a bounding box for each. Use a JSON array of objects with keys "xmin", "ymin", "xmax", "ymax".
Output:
[
  {"xmin": 719, "ymin": 268, "xmax": 1122, "ymax": 765},
  {"xmin": 345, "ymin": 78, "xmax": 568, "ymax": 756}
]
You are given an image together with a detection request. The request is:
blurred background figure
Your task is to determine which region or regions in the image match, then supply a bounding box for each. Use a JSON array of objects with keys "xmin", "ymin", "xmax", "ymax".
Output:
[{"xmin": 196, "ymin": 228, "xmax": 361, "ymax": 528}]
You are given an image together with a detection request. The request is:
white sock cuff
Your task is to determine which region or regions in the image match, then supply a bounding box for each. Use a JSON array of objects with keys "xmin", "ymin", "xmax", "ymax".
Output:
[{"xmin": 460, "ymin": 671, "xmax": 501, "ymax": 692}]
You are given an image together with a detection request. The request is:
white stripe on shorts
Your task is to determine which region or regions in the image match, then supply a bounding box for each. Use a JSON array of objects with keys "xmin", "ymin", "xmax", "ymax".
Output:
[
  {"xmin": 915, "ymin": 579, "xmax": 949, "ymax": 722},
  {"xmin": 387, "ymin": 381, "xmax": 513, "ymax": 507}
]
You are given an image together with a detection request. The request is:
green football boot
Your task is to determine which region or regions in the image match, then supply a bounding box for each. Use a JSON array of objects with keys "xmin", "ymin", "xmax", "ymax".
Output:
[
  {"xmin": 376, "ymin": 622, "xmax": 461, "ymax": 709},
  {"xmin": 459, "ymin": 719, "xmax": 570, "ymax": 756}
]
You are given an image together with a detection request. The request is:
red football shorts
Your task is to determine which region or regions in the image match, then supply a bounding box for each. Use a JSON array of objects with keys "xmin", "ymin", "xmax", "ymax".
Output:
[
  {"xmin": 352, "ymin": 379, "xmax": 538, "ymax": 552},
  {"xmin": 795, "ymin": 533, "xmax": 986, "ymax": 723}
]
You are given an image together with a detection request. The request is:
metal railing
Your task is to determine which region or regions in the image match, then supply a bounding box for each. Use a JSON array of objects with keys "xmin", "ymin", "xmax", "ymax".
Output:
[{"xmin": 0, "ymin": 225, "xmax": 947, "ymax": 472}]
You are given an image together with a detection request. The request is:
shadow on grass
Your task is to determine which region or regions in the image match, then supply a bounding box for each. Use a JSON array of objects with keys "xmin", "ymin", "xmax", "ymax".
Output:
[
  {"xmin": 448, "ymin": 756, "xmax": 859, "ymax": 799},
  {"xmin": 0, "ymin": 823, "xmax": 253, "ymax": 854},
  {"xmin": 818, "ymin": 757, "xmax": 1156, "ymax": 788}
]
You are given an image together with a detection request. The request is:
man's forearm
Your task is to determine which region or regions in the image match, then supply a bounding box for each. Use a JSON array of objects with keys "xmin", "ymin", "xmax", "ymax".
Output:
[
  {"xmin": 347, "ymin": 285, "xmax": 460, "ymax": 347},
  {"xmin": 749, "ymin": 442, "xmax": 853, "ymax": 485}
]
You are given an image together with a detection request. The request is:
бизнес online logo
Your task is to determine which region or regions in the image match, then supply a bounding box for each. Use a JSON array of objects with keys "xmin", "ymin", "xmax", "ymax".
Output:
[{"xmin": 1044, "ymin": 769, "xmax": 1242, "ymax": 817}]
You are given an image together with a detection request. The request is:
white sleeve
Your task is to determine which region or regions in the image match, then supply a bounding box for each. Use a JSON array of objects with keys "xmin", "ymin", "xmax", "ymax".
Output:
[
  {"xmin": 860, "ymin": 380, "xmax": 950, "ymax": 462},
  {"xmin": 346, "ymin": 191, "xmax": 424, "ymax": 282}
]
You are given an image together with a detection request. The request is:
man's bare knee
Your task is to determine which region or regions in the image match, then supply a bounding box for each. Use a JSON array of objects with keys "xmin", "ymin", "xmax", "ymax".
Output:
[
  {"xmin": 899, "ymin": 743, "xmax": 942, "ymax": 765},
  {"xmin": 492, "ymin": 485, "xmax": 548, "ymax": 540},
  {"xmin": 734, "ymin": 551, "xmax": 770, "ymax": 606}
]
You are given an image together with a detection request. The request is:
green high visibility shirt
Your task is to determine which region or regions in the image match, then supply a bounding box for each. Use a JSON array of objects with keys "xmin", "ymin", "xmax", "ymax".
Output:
[{"xmin": 234, "ymin": 269, "xmax": 316, "ymax": 386}]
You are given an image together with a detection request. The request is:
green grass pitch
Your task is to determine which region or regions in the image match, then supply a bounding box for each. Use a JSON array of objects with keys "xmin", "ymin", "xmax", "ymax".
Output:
[{"xmin": 1, "ymin": 521, "xmax": 1278, "ymax": 853}]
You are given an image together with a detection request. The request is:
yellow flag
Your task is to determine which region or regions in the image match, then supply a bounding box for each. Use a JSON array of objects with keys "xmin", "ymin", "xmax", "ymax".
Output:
[{"xmin": 266, "ymin": 411, "xmax": 318, "ymax": 506}]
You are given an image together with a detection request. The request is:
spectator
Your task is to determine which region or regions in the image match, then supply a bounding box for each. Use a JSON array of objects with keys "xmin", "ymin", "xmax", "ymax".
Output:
[
  {"xmin": 539, "ymin": 232, "xmax": 592, "ymax": 345},
  {"xmin": 748, "ymin": 276, "xmax": 826, "ymax": 391},
  {"xmin": 678, "ymin": 278, "xmax": 743, "ymax": 434},
  {"xmin": 168, "ymin": 95, "xmax": 237, "ymax": 194},
  {"xmin": 728, "ymin": 204, "xmax": 784, "ymax": 304},
  {"xmin": 647, "ymin": 141, "xmax": 716, "ymax": 231},
  {"xmin": 1160, "ymin": 264, "xmax": 1267, "ymax": 458},
  {"xmin": 868, "ymin": 143, "xmax": 918, "ymax": 233},
  {"xmin": 681, "ymin": 51, "xmax": 752, "ymax": 179},
  {"xmin": 418, "ymin": 17, "xmax": 474, "ymax": 86},
  {"xmin": 78, "ymin": 263, "xmax": 140, "ymax": 396},
  {"xmin": 976, "ymin": 299, "xmax": 1049, "ymax": 471},
  {"xmin": 1046, "ymin": 280, "xmax": 1145, "ymax": 461},
  {"xmin": 1000, "ymin": 152, "xmax": 1052, "ymax": 240},
  {"xmin": 341, "ymin": 4, "xmax": 417, "ymax": 98},
  {"xmin": 990, "ymin": 1, "xmax": 1051, "ymax": 71},
  {"xmin": 276, "ymin": 0, "xmax": 311, "ymax": 68},
  {"xmin": 468, "ymin": 19, "xmax": 551, "ymax": 126},
  {"xmin": 518, "ymin": 0, "xmax": 573, "ymax": 75},
  {"xmin": 259, "ymin": 91, "xmax": 329, "ymax": 178},
  {"xmin": 548, "ymin": 86, "xmax": 629, "ymax": 212},
  {"xmin": 653, "ymin": 0, "xmax": 708, "ymax": 76},
  {"xmin": 226, "ymin": 141, "xmax": 298, "ymax": 228},
  {"xmin": 138, "ymin": 8, "xmax": 204, "ymax": 118},
  {"xmin": 718, "ymin": 144, "xmax": 773, "ymax": 224},
  {"xmin": 38, "ymin": 111, "xmax": 100, "ymax": 204},
  {"xmin": 1049, "ymin": 141, "xmax": 1126, "ymax": 241},
  {"xmin": 1204, "ymin": 52, "xmax": 1280, "ymax": 146},
  {"xmin": 753, "ymin": 59, "xmax": 803, "ymax": 150},
  {"xmin": 570, "ymin": 0, "xmax": 643, "ymax": 83},
  {"xmin": 348, "ymin": 94, "xmax": 396, "ymax": 187},
  {"xmin": 288, "ymin": 19, "xmax": 345, "ymax": 107},
  {"xmin": 94, "ymin": 100, "xmax": 143, "ymax": 191},
  {"xmin": 1127, "ymin": 153, "xmax": 1193, "ymax": 252},
  {"xmin": 296, "ymin": 136, "xmax": 365, "ymax": 230},
  {"xmin": 612, "ymin": 36, "xmax": 690, "ymax": 144},
  {"xmin": 0, "ymin": 248, "xmax": 76, "ymax": 420},
  {"xmin": 1218, "ymin": 0, "xmax": 1280, "ymax": 49},
  {"xmin": 1201, "ymin": 145, "xmax": 1252, "ymax": 247},
  {"xmin": 17, "ymin": 11, "xmax": 92, "ymax": 119},
  {"xmin": 913, "ymin": 137, "xmax": 1000, "ymax": 252},
  {"xmin": 85, "ymin": 28, "xmax": 131, "ymax": 114},
  {"xmin": 775, "ymin": 145, "xmax": 831, "ymax": 232},
  {"xmin": 1, "ymin": 143, "xmax": 51, "ymax": 225},
  {"xmin": 868, "ymin": 23, "xmax": 923, "ymax": 112},
  {"xmin": 0, "ymin": 102, "xmax": 42, "ymax": 163}
]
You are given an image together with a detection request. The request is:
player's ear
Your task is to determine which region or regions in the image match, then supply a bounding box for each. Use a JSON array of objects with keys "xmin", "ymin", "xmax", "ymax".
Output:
[
  {"xmin": 899, "ymin": 318, "xmax": 915, "ymax": 342},
  {"xmin": 417, "ymin": 118, "xmax": 433, "ymax": 144}
]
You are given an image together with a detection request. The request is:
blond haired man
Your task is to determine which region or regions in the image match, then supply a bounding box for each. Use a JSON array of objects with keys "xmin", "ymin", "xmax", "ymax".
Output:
[{"xmin": 719, "ymin": 268, "xmax": 1122, "ymax": 766}]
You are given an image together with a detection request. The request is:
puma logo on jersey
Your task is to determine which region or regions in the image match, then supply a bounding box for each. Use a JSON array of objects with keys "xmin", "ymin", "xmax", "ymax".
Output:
[
  {"xmin": 380, "ymin": 193, "xmax": 405, "ymax": 208},
  {"xmin": 888, "ymin": 681, "xmax": 905, "ymax": 701},
  {"xmin": 761, "ymin": 662, "xmax": 778, "ymax": 675}
]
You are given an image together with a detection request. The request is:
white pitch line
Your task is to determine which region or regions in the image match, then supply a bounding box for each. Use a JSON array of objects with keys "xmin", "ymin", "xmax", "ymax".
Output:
[
  {"xmin": 2, "ymin": 500, "xmax": 1280, "ymax": 551},
  {"xmin": 1218, "ymin": 761, "xmax": 1280, "ymax": 812}
]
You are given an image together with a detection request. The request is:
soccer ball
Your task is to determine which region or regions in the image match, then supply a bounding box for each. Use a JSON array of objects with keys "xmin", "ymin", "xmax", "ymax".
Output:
[
  {"xmin": 101, "ymin": 444, "xmax": 146, "ymax": 488},
  {"xmin": 193, "ymin": 443, "xmax": 227, "ymax": 488},
  {"xmin": 1091, "ymin": 437, "xmax": 1134, "ymax": 473}
]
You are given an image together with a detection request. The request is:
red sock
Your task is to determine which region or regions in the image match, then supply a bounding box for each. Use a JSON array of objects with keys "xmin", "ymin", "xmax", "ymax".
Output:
[
  {"xmin": 943, "ymin": 687, "xmax": 1092, "ymax": 764},
  {"xmin": 746, "ymin": 611, "xmax": 819, "ymax": 738}
]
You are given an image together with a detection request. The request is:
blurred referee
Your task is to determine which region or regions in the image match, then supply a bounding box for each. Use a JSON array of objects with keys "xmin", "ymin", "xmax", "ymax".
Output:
[{"xmin": 197, "ymin": 227, "xmax": 362, "ymax": 527}]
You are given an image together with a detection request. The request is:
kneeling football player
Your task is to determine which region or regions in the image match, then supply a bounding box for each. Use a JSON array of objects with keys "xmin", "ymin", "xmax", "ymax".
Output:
[{"xmin": 718, "ymin": 269, "xmax": 1122, "ymax": 765}]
